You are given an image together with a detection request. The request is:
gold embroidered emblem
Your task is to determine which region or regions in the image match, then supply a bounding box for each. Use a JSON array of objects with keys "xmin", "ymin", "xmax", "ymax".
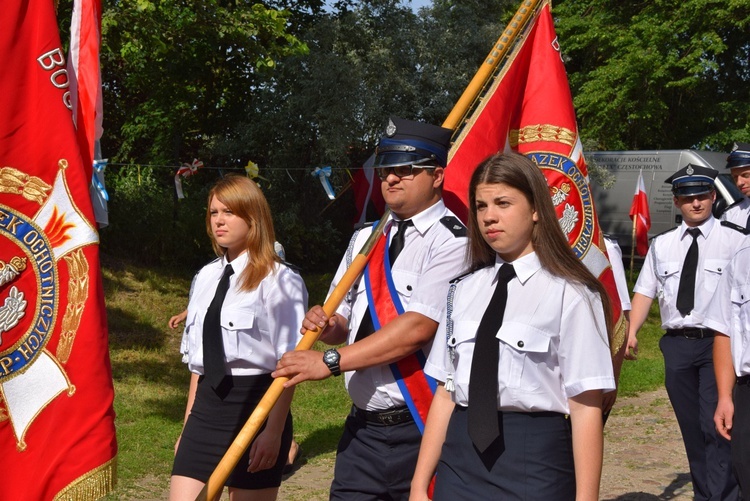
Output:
[
  {"xmin": 0, "ymin": 167, "xmax": 52, "ymax": 205},
  {"xmin": 509, "ymin": 124, "xmax": 576, "ymax": 148}
]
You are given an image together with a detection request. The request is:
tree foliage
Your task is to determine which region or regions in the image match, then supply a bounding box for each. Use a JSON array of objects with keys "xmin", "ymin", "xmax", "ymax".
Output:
[
  {"xmin": 555, "ymin": 0, "xmax": 750, "ymax": 150},
  {"xmin": 92, "ymin": 0, "xmax": 750, "ymax": 269}
]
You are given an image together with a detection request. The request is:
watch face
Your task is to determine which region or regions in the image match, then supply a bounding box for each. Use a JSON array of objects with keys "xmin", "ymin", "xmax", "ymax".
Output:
[{"xmin": 324, "ymin": 350, "xmax": 339, "ymax": 364}]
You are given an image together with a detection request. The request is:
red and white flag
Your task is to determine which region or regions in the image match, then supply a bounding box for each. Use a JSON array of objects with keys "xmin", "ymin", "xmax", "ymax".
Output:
[
  {"xmin": 629, "ymin": 171, "xmax": 651, "ymax": 256},
  {"xmin": 0, "ymin": 1, "xmax": 117, "ymax": 498},
  {"xmin": 444, "ymin": 0, "xmax": 623, "ymax": 328}
]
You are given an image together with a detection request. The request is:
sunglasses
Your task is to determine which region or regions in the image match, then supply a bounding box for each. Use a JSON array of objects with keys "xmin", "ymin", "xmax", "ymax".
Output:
[{"xmin": 375, "ymin": 164, "xmax": 437, "ymax": 181}]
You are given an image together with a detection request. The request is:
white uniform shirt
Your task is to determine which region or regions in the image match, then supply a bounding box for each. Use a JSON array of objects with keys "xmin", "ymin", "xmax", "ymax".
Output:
[
  {"xmin": 604, "ymin": 237, "xmax": 631, "ymax": 311},
  {"xmin": 181, "ymin": 251, "xmax": 307, "ymax": 375},
  {"xmin": 722, "ymin": 197, "xmax": 750, "ymax": 230},
  {"xmin": 704, "ymin": 246, "xmax": 750, "ymax": 377},
  {"xmin": 425, "ymin": 252, "xmax": 615, "ymax": 414},
  {"xmin": 330, "ymin": 199, "xmax": 468, "ymax": 411},
  {"xmin": 633, "ymin": 216, "xmax": 748, "ymax": 329}
]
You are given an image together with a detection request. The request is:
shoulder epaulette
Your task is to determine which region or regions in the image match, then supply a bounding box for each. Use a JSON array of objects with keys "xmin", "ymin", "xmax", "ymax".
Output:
[
  {"xmin": 354, "ymin": 221, "xmax": 376, "ymax": 230},
  {"xmin": 440, "ymin": 216, "xmax": 467, "ymax": 237},
  {"xmin": 280, "ymin": 260, "xmax": 303, "ymax": 273},
  {"xmin": 724, "ymin": 199, "xmax": 742, "ymax": 212},
  {"xmin": 651, "ymin": 226, "xmax": 678, "ymax": 240},
  {"xmin": 449, "ymin": 269, "xmax": 474, "ymax": 284},
  {"xmin": 721, "ymin": 220, "xmax": 750, "ymax": 235}
]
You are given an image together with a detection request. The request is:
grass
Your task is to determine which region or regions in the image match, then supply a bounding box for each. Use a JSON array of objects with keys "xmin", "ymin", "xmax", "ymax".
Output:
[{"xmin": 101, "ymin": 256, "xmax": 665, "ymax": 498}]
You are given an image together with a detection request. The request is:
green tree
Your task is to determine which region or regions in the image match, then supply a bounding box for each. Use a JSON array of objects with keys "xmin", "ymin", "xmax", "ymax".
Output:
[
  {"xmin": 555, "ymin": 0, "xmax": 750, "ymax": 151},
  {"xmin": 101, "ymin": 0, "xmax": 309, "ymax": 165}
]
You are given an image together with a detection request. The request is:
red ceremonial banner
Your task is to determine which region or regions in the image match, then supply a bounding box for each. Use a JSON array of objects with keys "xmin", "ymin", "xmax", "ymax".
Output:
[
  {"xmin": 444, "ymin": 1, "xmax": 623, "ymax": 334},
  {"xmin": 630, "ymin": 171, "xmax": 651, "ymax": 257},
  {"xmin": 0, "ymin": 1, "xmax": 117, "ymax": 498}
]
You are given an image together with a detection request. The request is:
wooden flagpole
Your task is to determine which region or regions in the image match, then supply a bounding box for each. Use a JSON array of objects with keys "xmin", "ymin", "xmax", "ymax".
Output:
[{"xmin": 197, "ymin": 1, "xmax": 545, "ymax": 498}]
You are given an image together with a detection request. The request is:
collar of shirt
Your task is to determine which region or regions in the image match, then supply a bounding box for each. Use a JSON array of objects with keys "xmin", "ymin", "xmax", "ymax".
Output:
[
  {"xmin": 679, "ymin": 215, "xmax": 715, "ymax": 241},
  {"xmin": 385, "ymin": 198, "xmax": 447, "ymax": 237},
  {"xmin": 217, "ymin": 250, "xmax": 249, "ymax": 281},
  {"xmin": 493, "ymin": 251, "xmax": 541, "ymax": 286}
]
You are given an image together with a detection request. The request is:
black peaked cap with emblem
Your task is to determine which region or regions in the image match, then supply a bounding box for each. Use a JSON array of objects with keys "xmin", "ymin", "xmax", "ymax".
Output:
[
  {"xmin": 373, "ymin": 116, "xmax": 453, "ymax": 169},
  {"xmin": 727, "ymin": 142, "xmax": 750, "ymax": 170},
  {"xmin": 665, "ymin": 163, "xmax": 717, "ymax": 196}
]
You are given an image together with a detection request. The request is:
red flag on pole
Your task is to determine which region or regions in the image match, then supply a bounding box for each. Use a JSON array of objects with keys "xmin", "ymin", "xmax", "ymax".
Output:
[
  {"xmin": 629, "ymin": 171, "xmax": 651, "ymax": 256},
  {"xmin": 0, "ymin": 1, "xmax": 117, "ymax": 498},
  {"xmin": 444, "ymin": 0, "xmax": 623, "ymax": 329}
]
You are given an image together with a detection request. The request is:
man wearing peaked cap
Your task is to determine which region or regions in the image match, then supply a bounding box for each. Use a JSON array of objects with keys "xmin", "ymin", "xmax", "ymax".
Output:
[
  {"xmin": 275, "ymin": 117, "xmax": 468, "ymax": 500},
  {"xmin": 722, "ymin": 142, "xmax": 750, "ymax": 230},
  {"xmin": 665, "ymin": 163, "xmax": 718, "ymax": 196},
  {"xmin": 373, "ymin": 116, "xmax": 454, "ymax": 169},
  {"xmin": 627, "ymin": 162, "xmax": 745, "ymax": 500}
]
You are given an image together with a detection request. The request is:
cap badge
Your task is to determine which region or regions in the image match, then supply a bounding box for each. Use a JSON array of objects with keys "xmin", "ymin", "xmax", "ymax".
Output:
[
  {"xmin": 385, "ymin": 119, "xmax": 397, "ymax": 137},
  {"xmin": 686, "ymin": 165, "xmax": 694, "ymax": 175}
]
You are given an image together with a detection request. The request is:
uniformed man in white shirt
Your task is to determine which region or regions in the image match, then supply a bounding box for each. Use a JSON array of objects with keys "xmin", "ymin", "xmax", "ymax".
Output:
[
  {"xmin": 274, "ymin": 117, "xmax": 468, "ymax": 500},
  {"xmin": 705, "ymin": 246, "xmax": 750, "ymax": 496},
  {"xmin": 721, "ymin": 142, "xmax": 750, "ymax": 230},
  {"xmin": 627, "ymin": 164, "xmax": 746, "ymax": 501}
]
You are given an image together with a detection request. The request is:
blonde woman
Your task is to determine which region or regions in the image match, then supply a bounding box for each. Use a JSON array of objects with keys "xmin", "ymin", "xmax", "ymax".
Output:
[{"xmin": 170, "ymin": 176, "xmax": 307, "ymax": 501}]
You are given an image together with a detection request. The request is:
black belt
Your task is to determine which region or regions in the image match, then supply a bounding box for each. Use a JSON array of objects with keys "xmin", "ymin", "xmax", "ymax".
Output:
[
  {"xmin": 738, "ymin": 376, "xmax": 750, "ymax": 386},
  {"xmin": 354, "ymin": 405, "xmax": 413, "ymax": 426},
  {"xmin": 665, "ymin": 328, "xmax": 714, "ymax": 339}
]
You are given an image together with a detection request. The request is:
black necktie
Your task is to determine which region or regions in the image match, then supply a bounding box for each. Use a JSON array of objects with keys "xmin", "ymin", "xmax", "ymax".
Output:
[
  {"xmin": 468, "ymin": 264, "xmax": 516, "ymax": 452},
  {"xmin": 203, "ymin": 264, "xmax": 234, "ymax": 389},
  {"xmin": 388, "ymin": 219, "xmax": 413, "ymax": 266},
  {"xmin": 676, "ymin": 228, "xmax": 700, "ymax": 316},
  {"xmin": 354, "ymin": 220, "xmax": 413, "ymax": 342}
]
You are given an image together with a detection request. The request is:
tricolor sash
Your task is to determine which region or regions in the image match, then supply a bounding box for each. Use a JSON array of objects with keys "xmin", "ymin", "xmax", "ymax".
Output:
[{"xmin": 362, "ymin": 226, "xmax": 437, "ymax": 433}]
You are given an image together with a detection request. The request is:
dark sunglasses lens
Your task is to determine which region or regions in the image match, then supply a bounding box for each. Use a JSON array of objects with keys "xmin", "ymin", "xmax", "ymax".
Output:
[{"xmin": 393, "ymin": 165, "xmax": 413, "ymax": 177}]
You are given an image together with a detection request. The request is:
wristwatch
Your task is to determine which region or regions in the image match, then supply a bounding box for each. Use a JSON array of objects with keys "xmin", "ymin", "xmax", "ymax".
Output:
[{"xmin": 323, "ymin": 348, "xmax": 341, "ymax": 377}]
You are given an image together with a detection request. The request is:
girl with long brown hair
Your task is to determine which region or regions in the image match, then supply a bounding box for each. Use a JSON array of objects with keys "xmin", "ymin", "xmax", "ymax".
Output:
[{"xmin": 410, "ymin": 153, "xmax": 614, "ymax": 500}]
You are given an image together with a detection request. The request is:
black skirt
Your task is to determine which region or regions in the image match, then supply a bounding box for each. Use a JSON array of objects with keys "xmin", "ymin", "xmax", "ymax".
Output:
[
  {"xmin": 172, "ymin": 374, "xmax": 293, "ymax": 489},
  {"xmin": 433, "ymin": 406, "xmax": 575, "ymax": 500}
]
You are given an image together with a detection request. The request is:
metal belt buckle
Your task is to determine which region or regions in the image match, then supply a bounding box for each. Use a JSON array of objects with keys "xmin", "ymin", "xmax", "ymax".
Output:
[{"xmin": 380, "ymin": 413, "xmax": 398, "ymax": 425}]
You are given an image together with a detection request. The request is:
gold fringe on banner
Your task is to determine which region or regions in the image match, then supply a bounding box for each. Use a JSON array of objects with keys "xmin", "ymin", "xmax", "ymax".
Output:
[{"xmin": 53, "ymin": 457, "xmax": 117, "ymax": 501}]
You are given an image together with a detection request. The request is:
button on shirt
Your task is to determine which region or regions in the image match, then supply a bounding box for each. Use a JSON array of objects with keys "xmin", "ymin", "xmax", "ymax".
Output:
[
  {"xmin": 704, "ymin": 246, "xmax": 750, "ymax": 377},
  {"xmin": 425, "ymin": 252, "xmax": 615, "ymax": 414},
  {"xmin": 330, "ymin": 199, "xmax": 468, "ymax": 411},
  {"xmin": 181, "ymin": 252, "xmax": 308, "ymax": 375},
  {"xmin": 633, "ymin": 217, "xmax": 748, "ymax": 329}
]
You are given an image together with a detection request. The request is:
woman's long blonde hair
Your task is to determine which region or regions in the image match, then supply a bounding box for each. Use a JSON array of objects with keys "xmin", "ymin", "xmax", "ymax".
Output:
[
  {"xmin": 206, "ymin": 175, "xmax": 280, "ymax": 291},
  {"xmin": 467, "ymin": 152, "xmax": 613, "ymax": 339}
]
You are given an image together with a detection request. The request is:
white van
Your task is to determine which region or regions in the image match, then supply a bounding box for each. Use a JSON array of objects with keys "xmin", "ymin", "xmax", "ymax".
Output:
[{"xmin": 587, "ymin": 150, "xmax": 742, "ymax": 253}]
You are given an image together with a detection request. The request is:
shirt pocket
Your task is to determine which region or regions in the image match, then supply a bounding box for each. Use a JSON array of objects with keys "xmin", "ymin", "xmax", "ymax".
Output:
[
  {"xmin": 391, "ymin": 270, "xmax": 418, "ymax": 304},
  {"xmin": 655, "ymin": 260, "xmax": 680, "ymax": 299},
  {"xmin": 731, "ymin": 286, "xmax": 750, "ymax": 334},
  {"xmin": 220, "ymin": 307, "xmax": 258, "ymax": 362},
  {"xmin": 703, "ymin": 259, "xmax": 728, "ymax": 292},
  {"xmin": 496, "ymin": 322, "xmax": 551, "ymax": 391}
]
